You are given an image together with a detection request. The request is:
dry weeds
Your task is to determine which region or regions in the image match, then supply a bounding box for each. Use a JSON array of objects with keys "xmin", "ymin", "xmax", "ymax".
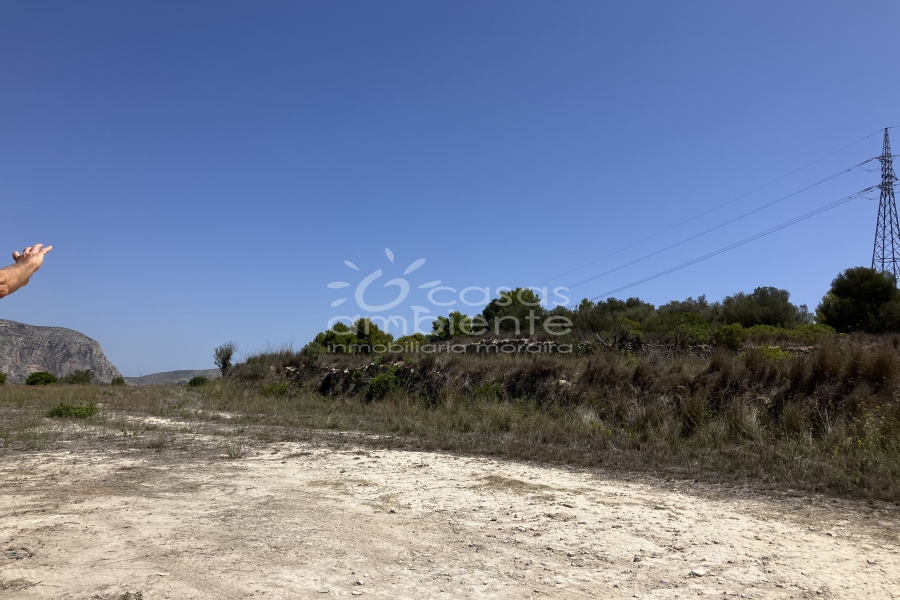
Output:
[{"xmin": 2, "ymin": 334, "xmax": 899, "ymax": 502}]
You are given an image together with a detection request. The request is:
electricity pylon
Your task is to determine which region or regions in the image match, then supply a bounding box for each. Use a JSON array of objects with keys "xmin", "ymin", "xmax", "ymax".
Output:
[{"xmin": 872, "ymin": 128, "xmax": 900, "ymax": 281}]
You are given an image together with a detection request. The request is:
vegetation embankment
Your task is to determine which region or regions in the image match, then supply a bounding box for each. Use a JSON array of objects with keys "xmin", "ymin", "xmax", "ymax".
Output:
[
  {"xmin": 212, "ymin": 333, "xmax": 900, "ymax": 501},
  {"xmin": 1, "ymin": 334, "xmax": 899, "ymax": 500},
  {"xmin": 1, "ymin": 266, "xmax": 899, "ymax": 502}
]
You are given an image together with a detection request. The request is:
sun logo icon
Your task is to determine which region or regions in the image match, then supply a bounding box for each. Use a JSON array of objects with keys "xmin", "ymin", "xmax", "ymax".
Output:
[{"xmin": 328, "ymin": 248, "xmax": 440, "ymax": 312}]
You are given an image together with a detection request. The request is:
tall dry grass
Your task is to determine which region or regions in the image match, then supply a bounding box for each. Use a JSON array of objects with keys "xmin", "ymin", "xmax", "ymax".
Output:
[
  {"xmin": 1, "ymin": 334, "xmax": 898, "ymax": 500},
  {"xmin": 211, "ymin": 334, "xmax": 900, "ymax": 499}
]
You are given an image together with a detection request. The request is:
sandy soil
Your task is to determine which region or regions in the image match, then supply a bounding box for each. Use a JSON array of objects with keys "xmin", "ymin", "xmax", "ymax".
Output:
[{"xmin": 1, "ymin": 436, "xmax": 898, "ymax": 600}]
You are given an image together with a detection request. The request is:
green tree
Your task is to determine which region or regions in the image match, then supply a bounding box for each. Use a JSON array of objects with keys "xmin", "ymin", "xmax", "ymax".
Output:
[
  {"xmin": 644, "ymin": 312, "xmax": 711, "ymax": 344},
  {"xmin": 816, "ymin": 267, "xmax": 900, "ymax": 333},
  {"xmin": 307, "ymin": 321, "xmax": 355, "ymax": 354},
  {"xmin": 567, "ymin": 297, "xmax": 655, "ymax": 333},
  {"xmin": 481, "ymin": 287, "xmax": 547, "ymax": 335},
  {"xmin": 395, "ymin": 332, "xmax": 428, "ymax": 350},
  {"xmin": 214, "ymin": 342, "xmax": 238, "ymax": 377},
  {"xmin": 353, "ymin": 318, "xmax": 394, "ymax": 351},
  {"xmin": 431, "ymin": 311, "xmax": 474, "ymax": 340},
  {"xmin": 658, "ymin": 295, "xmax": 721, "ymax": 324},
  {"xmin": 306, "ymin": 319, "xmax": 395, "ymax": 354},
  {"xmin": 721, "ymin": 286, "xmax": 803, "ymax": 328}
]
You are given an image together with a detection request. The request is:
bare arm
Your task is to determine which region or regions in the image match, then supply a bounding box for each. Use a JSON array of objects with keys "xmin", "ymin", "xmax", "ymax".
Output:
[{"xmin": 0, "ymin": 244, "xmax": 52, "ymax": 299}]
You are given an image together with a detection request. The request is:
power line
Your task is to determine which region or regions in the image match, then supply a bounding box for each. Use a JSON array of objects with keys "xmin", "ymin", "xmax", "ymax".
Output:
[
  {"xmin": 537, "ymin": 128, "xmax": 887, "ymax": 285},
  {"xmin": 566, "ymin": 157, "xmax": 877, "ymax": 291},
  {"xmin": 587, "ymin": 186, "xmax": 877, "ymax": 301}
]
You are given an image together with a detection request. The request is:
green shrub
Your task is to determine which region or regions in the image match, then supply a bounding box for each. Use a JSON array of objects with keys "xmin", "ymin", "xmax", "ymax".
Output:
[
  {"xmin": 47, "ymin": 402, "xmax": 98, "ymax": 418},
  {"xmin": 644, "ymin": 312, "xmax": 711, "ymax": 344},
  {"xmin": 394, "ymin": 333, "xmax": 429, "ymax": 352},
  {"xmin": 567, "ymin": 296, "xmax": 656, "ymax": 334},
  {"xmin": 472, "ymin": 381, "xmax": 503, "ymax": 400},
  {"xmin": 26, "ymin": 371, "xmax": 57, "ymax": 385},
  {"xmin": 786, "ymin": 323, "xmax": 836, "ymax": 345},
  {"xmin": 111, "ymin": 376, "xmax": 126, "ymax": 386},
  {"xmin": 187, "ymin": 376, "xmax": 210, "ymax": 388},
  {"xmin": 741, "ymin": 323, "xmax": 836, "ymax": 346},
  {"xmin": 61, "ymin": 369, "xmax": 94, "ymax": 385},
  {"xmin": 712, "ymin": 323, "xmax": 745, "ymax": 350},
  {"xmin": 367, "ymin": 367, "xmax": 401, "ymax": 401},
  {"xmin": 261, "ymin": 382, "xmax": 289, "ymax": 397},
  {"xmin": 300, "ymin": 341, "xmax": 326, "ymax": 359},
  {"xmin": 745, "ymin": 324, "xmax": 783, "ymax": 337},
  {"xmin": 307, "ymin": 319, "xmax": 395, "ymax": 355},
  {"xmin": 0, "ymin": 372, "xmax": 6, "ymax": 386},
  {"xmin": 431, "ymin": 311, "xmax": 475, "ymax": 340}
]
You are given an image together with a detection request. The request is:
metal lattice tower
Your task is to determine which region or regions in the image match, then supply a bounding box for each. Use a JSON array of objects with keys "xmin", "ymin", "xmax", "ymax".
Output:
[{"xmin": 872, "ymin": 128, "xmax": 900, "ymax": 280}]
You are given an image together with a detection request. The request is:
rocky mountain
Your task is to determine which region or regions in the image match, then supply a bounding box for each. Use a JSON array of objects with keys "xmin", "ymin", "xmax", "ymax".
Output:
[
  {"xmin": 0, "ymin": 319, "xmax": 122, "ymax": 383},
  {"xmin": 125, "ymin": 369, "xmax": 220, "ymax": 386}
]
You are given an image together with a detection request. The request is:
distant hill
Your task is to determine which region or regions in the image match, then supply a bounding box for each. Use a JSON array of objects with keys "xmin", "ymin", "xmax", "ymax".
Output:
[
  {"xmin": 0, "ymin": 319, "xmax": 122, "ymax": 383},
  {"xmin": 125, "ymin": 369, "xmax": 221, "ymax": 386}
]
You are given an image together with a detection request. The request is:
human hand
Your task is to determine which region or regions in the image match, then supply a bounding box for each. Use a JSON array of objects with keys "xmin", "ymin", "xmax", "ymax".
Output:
[{"xmin": 12, "ymin": 244, "xmax": 52, "ymax": 271}]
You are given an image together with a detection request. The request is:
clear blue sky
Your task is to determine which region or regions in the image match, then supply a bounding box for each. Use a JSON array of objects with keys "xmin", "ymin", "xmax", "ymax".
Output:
[{"xmin": 1, "ymin": 1, "xmax": 897, "ymax": 375}]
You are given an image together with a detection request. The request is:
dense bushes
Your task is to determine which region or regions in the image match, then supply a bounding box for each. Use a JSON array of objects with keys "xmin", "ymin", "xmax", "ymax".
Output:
[
  {"xmin": 565, "ymin": 288, "xmax": 810, "ymax": 342},
  {"xmin": 298, "ymin": 267, "xmax": 879, "ymax": 358},
  {"xmin": 817, "ymin": 267, "xmax": 900, "ymax": 333},
  {"xmin": 394, "ymin": 332, "xmax": 428, "ymax": 350},
  {"xmin": 293, "ymin": 266, "xmax": 894, "ymax": 367},
  {"xmin": 713, "ymin": 323, "xmax": 745, "ymax": 349},
  {"xmin": 644, "ymin": 311, "xmax": 711, "ymax": 344},
  {"xmin": 566, "ymin": 297, "xmax": 655, "ymax": 335},
  {"xmin": 26, "ymin": 371, "xmax": 57, "ymax": 385},
  {"xmin": 721, "ymin": 286, "xmax": 809, "ymax": 328},
  {"xmin": 304, "ymin": 335, "xmax": 895, "ymax": 411},
  {"xmin": 304, "ymin": 319, "xmax": 395, "ymax": 356},
  {"xmin": 61, "ymin": 370, "xmax": 94, "ymax": 385},
  {"xmin": 431, "ymin": 311, "xmax": 475, "ymax": 340},
  {"xmin": 710, "ymin": 323, "xmax": 836, "ymax": 349},
  {"xmin": 47, "ymin": 402, "xmax": 98, "ymax": 418},
  {"xmin": 366, "ymin": 367, "xmax": 401, "ymax": 401},
  {"xmin": 261, "ymin": 382, "xmax": 289, "ymax": 397},
  {"xmin": 482, "ymin": 287, "xmax": 546, "ymax": 334},
  {"xmin": 187, "ymin": 376, "xmax": 210, "ymax": 388}
]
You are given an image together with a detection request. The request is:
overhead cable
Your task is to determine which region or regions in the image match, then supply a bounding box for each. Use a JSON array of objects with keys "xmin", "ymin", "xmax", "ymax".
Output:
[
  {"xmin": 587, "ymin": 186, "xmax": 878, "ymax": 301},
  {"xmin": 567, "ymin": 157, "xmax": 877, "ymax": 290},
  {"xmin": 538, "ymin": 129, "xmax": 887, "ymax": 285}
]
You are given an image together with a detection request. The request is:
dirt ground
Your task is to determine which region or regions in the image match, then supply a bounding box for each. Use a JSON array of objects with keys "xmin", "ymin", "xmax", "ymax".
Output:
[{"xmin": 2, "ymin": 434, "xmax": 899, "ymax": 600}]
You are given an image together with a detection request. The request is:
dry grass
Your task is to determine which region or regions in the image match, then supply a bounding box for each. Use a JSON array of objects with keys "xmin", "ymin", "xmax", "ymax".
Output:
[{"xmin": 1, "ymin": 334, "xmax": 899, "ymax": 501}]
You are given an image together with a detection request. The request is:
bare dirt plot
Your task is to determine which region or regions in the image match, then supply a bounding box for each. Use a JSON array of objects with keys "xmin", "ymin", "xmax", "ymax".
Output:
[{"xmin": 1, "ymin": 439, "xmax": 899, "ymax": 600}]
